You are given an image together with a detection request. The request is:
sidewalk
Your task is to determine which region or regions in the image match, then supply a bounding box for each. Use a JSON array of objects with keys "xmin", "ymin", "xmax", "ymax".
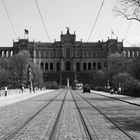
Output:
[
  {"xmin": 0, "ymin": 89, "xmax": 54, "ymax": 107},
  {"xmin": 91, "ymin": 90, "xmax": 140, "ymax": 105}
]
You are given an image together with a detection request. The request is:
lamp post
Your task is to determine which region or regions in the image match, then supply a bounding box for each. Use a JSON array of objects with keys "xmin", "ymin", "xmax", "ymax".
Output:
[
  {"xmin": 27, "ymin": 65, "xmax": 32, "ymax": 93},
  {"xmin": 107, "ymin": 43, "xmax": 111, "ymax": 89}
]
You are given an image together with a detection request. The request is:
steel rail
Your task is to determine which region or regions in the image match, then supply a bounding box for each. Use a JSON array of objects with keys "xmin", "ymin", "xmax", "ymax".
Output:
[
  {"xmin": 92, "ymin": 91, "xmax": 140, "ymax": 107},
  {"xmin": 2, "ymin": 89, "xmax": 64, "ymax": 140},
  {"xmin": 48, "ymin": 88, "xmax": 68, "ymax": 140},
  {"xmin": 73, "ymin": 90, "xmax": 135, "ymax": 140},
  {"xmin": 70, "ymin": 89, "xmax": 93, "ymax": 140}
]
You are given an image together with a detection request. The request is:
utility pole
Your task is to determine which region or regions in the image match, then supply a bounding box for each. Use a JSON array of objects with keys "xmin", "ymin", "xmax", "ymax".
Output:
[
  {"xmin": 107, "ymin": 43, "xmax": 111, "ymax": 89},
  {"xmin": 59, "ymin": 44, "xmax": 62, "ymax": 86}
]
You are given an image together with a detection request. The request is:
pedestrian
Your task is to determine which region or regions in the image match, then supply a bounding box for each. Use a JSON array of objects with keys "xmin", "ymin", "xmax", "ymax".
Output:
[
  {"xmin": 5, "ymin": 86, "xmax": 8, "ymax": 96},
  {"xmin": 118, "ymin": 86, "xmax": 122, "ymax": 95},
  {"xmin": 21, "ymin": 86, "xmax": 24, "ymax": 93},
  {"xmin": 114, "ymin": 87, "xmax": 118, "ymax": 94},
  {"xmin": 110, "ymin": 88, "xmax": 114, "ymax": 94}
]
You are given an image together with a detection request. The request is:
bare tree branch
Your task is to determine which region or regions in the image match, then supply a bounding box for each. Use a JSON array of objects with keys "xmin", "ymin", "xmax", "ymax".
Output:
[{"xmin": 113, "ymin": 0, "xmax": 140, "ymax": 22}]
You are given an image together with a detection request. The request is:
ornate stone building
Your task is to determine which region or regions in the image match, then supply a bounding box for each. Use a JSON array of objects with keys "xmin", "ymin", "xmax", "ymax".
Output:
[{"xmin": 0, "ymin": 28, "xmax": 140, "ymax": 85}]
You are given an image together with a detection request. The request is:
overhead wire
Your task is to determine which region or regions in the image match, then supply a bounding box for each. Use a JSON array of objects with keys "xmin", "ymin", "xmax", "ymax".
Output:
[
  {"xmin": 124, "ymin": 20, "xmax": 132, "ymax": 40},
  {"xmin": 34, "ymin": 0, "xmax": 51, "ymax": 42},
  {"xmin": 87, "ymin": 0, "xmax": 105, "ymax": 42},
  {"xmin": 123, "ymin": 20, "xmax": 133, "ymax": 47},
  {"xmin": 1, "ymin": 0, "xmax": 17, "ymax": 38}
]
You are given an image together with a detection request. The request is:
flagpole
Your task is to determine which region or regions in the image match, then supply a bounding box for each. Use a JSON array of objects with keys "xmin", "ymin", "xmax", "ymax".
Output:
[{"xmin": 24, "ymin": 29, "xmax": 25, "ymax": 39}]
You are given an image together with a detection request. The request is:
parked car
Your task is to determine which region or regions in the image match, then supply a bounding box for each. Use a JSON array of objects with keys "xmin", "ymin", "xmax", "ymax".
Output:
[{"xmin": 83, "ymin": 84, "xmax": 91, "ymax": 93}]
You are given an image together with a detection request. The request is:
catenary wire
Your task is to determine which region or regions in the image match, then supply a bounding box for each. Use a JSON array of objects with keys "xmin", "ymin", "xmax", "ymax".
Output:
[
  {"xmin": 124, "ymin": 20, "xmax": 132, "ymax": 41},
  {"xmin": 87, "ymin": 0, "xmax": 105, "ymax": 42},
  {"xmin": 34, "ymin": 0, "xmax": 51, "ymax": 42},
  {"xmin": 1, "ymin": 0, "xmax": 17, "ymax": 38}
]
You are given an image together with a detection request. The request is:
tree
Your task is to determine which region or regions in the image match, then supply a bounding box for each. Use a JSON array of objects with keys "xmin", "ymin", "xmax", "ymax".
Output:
[
  {"xmin": 112, "ymin": 72, "xmax": 140, "ymax": 96},
  {"xmin": 109, "ymin": 52, "xmax": 125, "ymax": 78},
  {"xmin": 9, "ymin": 51, "xmax": 31, "ymax": 88},
  {"xmin": 131, "ymin": 55, "xmax": 140, "ymax": 80},
  {"xmin": 0, "ymin": 68, "xmax": 12, "ymax": 88},
  {"xmin": 32, "ymin": 63, "xmax": 43, "ymax": 88},
  {"xmin": 113, "ymin": 0, "xmax": 140, "ymax": 22},
  {"xmin": 91, "ymin": 70, "xmax": 107, "ymax": 88}
]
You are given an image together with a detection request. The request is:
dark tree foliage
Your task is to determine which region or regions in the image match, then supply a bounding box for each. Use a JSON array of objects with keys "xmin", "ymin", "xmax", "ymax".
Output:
[
  {"xmin": 131, "ymin": 56, "xmax": 140, "ymax": 80},
  {"xmin": 0, "ymin": 51, "xmax": 44, "ymax": 89},
  {"xmin": 113, "ymin": 72, "xmax": 140, "ymax": 96}
]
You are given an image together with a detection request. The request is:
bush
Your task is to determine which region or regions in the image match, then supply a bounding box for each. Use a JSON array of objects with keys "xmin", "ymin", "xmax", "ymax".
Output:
[{"xmin": 112, "ymin": 72, "xmax": 140, "ymax": 96}]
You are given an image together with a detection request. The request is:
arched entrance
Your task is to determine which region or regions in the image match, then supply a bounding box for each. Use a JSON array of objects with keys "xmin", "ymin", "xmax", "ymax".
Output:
[{"xmin": 66, "ymin": 61, "xmax": 71, "ymax": 71}]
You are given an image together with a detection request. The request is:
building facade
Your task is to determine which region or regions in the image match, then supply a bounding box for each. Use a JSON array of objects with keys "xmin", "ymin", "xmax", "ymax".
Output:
[{"xmin": 0, "ymin": 28, "xmax": 140, "ymax": 85}]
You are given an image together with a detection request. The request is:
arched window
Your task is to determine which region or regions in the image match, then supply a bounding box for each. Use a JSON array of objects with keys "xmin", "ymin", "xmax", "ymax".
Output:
[
  {"xmin": 98, "ymin": 62, "xmax": 101, "ymax": 70},
  {"xmin": 45, "ymin": 63, "xmax": 48, "ymax": 70},
  {"xmin": 50, "ymin": 63, "xmax": 53, "ymax": 70},
  {"xmin": 83, "ymin": 63, "xmax": 87, "ymax": 70},
  {"xmin": 56, "ymin": 62, "xmax": 60, "ymax": 71},
  {"xmin": 76, "ymin": 62, "xmax": 80, "ymax": 71},
  {"xmin": 40, "ymin": 62, "xmax": 44, "ymax": 70},
  {"xmin": 66, "ymin": 61, "xmax": 71, "ymax": 71},
  {"xmin": 88, "ymin": 62, "xmax": 91, "ymax": 70},
  {"xmin": 93, "ymin": 62, "xmax": 96, "ymax": 70}
]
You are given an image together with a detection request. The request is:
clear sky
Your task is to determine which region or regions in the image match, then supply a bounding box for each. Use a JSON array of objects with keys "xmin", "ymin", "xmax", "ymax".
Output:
[{"xmin": 0, "ymin": 0, "xmax": 140, "ymax": 47}]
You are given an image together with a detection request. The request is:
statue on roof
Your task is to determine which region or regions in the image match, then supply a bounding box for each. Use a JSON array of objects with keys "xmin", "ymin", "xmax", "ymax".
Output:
[{"xmin": 66, "ymin": 27, "xmax": 70, "ymax": 34}]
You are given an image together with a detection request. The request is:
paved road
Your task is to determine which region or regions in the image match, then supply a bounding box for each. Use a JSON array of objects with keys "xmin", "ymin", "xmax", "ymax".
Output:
[{"xmin": 0, "ymin": 88, "xmax": 139, "ymax": 139}]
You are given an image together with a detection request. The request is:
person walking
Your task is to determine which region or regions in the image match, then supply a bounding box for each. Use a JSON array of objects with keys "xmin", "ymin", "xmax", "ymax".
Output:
[{"xmin": 5, "ymin": 87, "xmax": 8, "ymax": 96}]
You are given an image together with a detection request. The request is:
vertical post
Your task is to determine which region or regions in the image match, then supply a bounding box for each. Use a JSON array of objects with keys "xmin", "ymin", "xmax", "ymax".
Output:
[
  {"xmin": 59, "ymin": 45, "xmax": 62, "ymax": 86},
  {"xmin": 107, "ymin": 43, "xmax": 110, "ymax": 89},
  {"xmin": 27, "ymin": 65, "xmax": 32, "ymax": 93},
  {"xmin": 74, "ymin": 44, "xmax": 77, "ymax": 82}
]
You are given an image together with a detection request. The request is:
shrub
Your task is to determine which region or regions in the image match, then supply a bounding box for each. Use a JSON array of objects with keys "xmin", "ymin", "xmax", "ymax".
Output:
[{"xmin": 112, "ymin": 72, "xmax": 140, "ymax": 96}]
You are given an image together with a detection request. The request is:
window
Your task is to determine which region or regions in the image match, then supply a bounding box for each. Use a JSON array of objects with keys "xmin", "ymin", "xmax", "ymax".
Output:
[
  {"xmin": 76, "ymin": 62, "xmax": 80, "ymax": 71},
  {"xmin": 50, "ymin": 51, "xmax": 54, "ymax": 58},
  {"xmin": 45, "ymin": 63, "xmax": 48, "ymax": 70},
  {"xmin": 40, "ymin": 62, "xmax": 44, "ymax": 70},
  {"xmin": 93, "ymin": 62, "xmax": 96, "ymax": 70},
  {"xmin": 41, "ymin": 51, "xmax": 44, "ymax": 58},
  {"xmin": 88, "ymin": 51, "xmax": 92, "ymax": 58},
  {"xmin": 83, "ymin": 63, "xmax": 87, "ymax": 70},
  {"xmin": 45, "ymin": 51, "xmax": 49, "ymax": 58},
  {"xmin": 98, "ymin": 62, "xmax": 101, "ymax": 70},
  {"xmin": 83, "ymin": 51, "xmax": 87, "ymax": 58},
  {"xmin": 88, "ymin": 63, "xmax": 91, "ymax": 70},
  {"xmin": 66, "ymin": 61, "xmax": 71, "ymax": 71},
  {"xmin": 36, "ymin": 50, "xmax": 39, "ymax": 58},
  {"xmin": 56, "ymin": 62, "xmax": 60, "ymax": 71},
  {"xmin": 50, "ymin": 63, "xmax": 53, "ymax": 70}
]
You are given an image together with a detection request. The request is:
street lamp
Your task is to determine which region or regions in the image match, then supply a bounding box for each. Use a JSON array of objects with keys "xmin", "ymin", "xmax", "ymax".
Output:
[{"xmin": 27, "ymin": 65, "xmax": 32, "ymax": 93}]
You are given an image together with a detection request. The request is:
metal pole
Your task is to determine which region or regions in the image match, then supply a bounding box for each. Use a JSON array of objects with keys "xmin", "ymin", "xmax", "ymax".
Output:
[
  {"xmin": 59, "ymin": 45, "xmax": 62, "ymax": 86},
  {"xmin": 107, "ymin": 43, "xmax": 110, "ymax": 89}
]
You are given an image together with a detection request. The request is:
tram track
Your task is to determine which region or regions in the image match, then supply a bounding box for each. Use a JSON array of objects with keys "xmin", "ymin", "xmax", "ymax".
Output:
[
  {"xmin": 70, "ymin": 89, "xmax": 94, "ymax": 140},
  {"xmin": 2, "ymin": 89, "xmax": 66, "ymax": 140},
  {"xmin": 92, "ymin": 91, "xmax": 140, "ymax": 107},
  {"xmin": 72, "ymin": 89, "xmax": 136, "ymax": 140},
  {"xmin": 47, "ymin": 88, "xmax": 67, "ymax": 140}
]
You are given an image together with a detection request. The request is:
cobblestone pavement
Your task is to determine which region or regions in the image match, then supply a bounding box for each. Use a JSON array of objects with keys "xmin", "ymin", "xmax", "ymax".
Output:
[
  {"xmin": 53, "ymin": 90, "xmax": 88, "ymax": 140},
  {"xmin": 73, "ymin": 91, "xmax": 131, "ymax": 140},
  {"xmin": 11, "ymin": 90, "xmax": 66, "ymax": 140},
  {"xmin": 77, "ymin": 90, "xmax": 140, "ymax": 140},
  {"xmin": 0, "ymin": 89, "xmax": 61, "ymax": 139},
  {"xmin": 0, "ymin": 88, "xmax": 139, "ymax": 139}
]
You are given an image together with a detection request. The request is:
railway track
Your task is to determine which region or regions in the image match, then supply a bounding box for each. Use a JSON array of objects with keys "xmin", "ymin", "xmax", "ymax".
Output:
[
  {"xmin": 2, "ymin": 89, "xmax": 66, "ymax": 140},
  {"xmin": 72, "ymin": 89, "xmax": 136, "ymax": 140},
  {"xmin": 92, "ymin": 91, "xmax": 140, "ymax": 107},
  {"xmin": 70, "ymin": 90, "xmax": 94, "ymax": 140}
]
